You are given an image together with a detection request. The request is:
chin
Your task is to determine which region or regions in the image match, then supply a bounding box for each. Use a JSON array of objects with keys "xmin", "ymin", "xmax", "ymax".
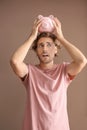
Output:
[
  {"xmin": 38, "ymin": 56, "xmax": 54, "ymax": 64},
  {"xmin": 41, "ymin": 59, "xmax": 53, "ymax": 64}
]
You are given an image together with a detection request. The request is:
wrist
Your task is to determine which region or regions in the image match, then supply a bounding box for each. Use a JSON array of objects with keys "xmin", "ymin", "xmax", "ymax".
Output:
[
  {"xmin": 28, "ymin": 33, "xmax": 36, "ymax": 42},
  {"xmin": 57, "ymin": 35, "xmax": 65, "ymax": 42}
]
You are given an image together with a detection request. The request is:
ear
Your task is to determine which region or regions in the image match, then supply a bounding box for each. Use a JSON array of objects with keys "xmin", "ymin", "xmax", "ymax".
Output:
[
  {"xmin": 38, "ymin": 15, "xmax": 43, "ymax": 19},
  {"xmin": 49, "ymin": 15, "xmax": 54, "ymax": 19},
  {"xmin": 55, "ymin": 45, "xmax": 58, "ymax": 55}
]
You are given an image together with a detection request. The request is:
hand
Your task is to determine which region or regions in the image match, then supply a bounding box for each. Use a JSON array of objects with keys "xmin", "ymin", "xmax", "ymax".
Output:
[
  {"xmin": 52, "ymin": 17, "xmax": 64, "ymax": 41},
  {"xmin": 30, "ymin": 18, "xmax": 42, "ymax": 40}
]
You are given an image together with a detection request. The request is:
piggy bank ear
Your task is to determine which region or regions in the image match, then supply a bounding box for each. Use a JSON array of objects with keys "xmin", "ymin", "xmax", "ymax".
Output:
[
  {"xmin": 49, "ymin": 15, "xmax": 54, "ymax": 19},
  {"xmin": 38, "ymin": 15, "xmax": 43, "ymax": 19}
]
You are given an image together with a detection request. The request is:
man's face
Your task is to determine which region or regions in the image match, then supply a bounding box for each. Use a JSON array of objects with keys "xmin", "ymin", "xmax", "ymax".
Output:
[{"xmin": 36, "ymin": 37, "xmax": 57, "ymax": 64}]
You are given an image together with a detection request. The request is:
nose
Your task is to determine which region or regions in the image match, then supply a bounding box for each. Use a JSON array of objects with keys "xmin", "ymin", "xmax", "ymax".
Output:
[{"xmin": 43, "ymin": 44, "xmax": 48, "ymax": 51}]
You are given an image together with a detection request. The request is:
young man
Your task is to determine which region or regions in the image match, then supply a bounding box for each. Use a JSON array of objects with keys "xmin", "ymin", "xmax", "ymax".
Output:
[{"xmin": 10, "ymin": 17, "xmax": 87, "ymax": 130}]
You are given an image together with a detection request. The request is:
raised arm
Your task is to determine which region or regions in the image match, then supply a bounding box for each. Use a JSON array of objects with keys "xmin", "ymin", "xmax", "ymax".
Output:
[
  {"xmin": 10, "ymin": 19, "xmax": 41, "ymax": 78},
  {"xmin": 53, "ymin": 17, "xmax": 87, "ymax": 76}
]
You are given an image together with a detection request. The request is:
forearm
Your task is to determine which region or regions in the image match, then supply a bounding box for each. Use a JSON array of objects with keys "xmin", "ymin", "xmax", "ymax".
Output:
[
  {"xmin": 53, "ymin": 17, "xmax": 87, "ymax": 65},
  {"xmin": 59, "ymin": 37, "xmax": 87, "ymax": 65},
  {"xmin": 10, "ymin": 35, "xmax": 35, "ymax": 64},
  {"xmin": 10, "ymin": 18, "xmax": 42, "ymax": 77}
]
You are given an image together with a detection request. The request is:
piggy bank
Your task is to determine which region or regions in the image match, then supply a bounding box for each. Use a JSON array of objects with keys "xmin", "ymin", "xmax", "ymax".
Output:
[{"xmin": 38, "ymin": 15, "xmax": 54, "ymax": 33}]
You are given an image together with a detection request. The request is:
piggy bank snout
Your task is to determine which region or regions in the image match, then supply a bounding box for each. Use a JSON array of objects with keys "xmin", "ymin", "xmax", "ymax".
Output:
[
  {"xmin": 41, "ymin": 19, "xmax": 51, "ymax": 27},
  {"xmin": 38, "ymin": 18, "xmax": 54, "ymax": 33}
]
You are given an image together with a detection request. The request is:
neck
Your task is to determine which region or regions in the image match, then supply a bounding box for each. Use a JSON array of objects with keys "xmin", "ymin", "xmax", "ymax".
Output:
[{"xmin": 39, "ymin": 61, "xmax": 54, "ymax": 69}]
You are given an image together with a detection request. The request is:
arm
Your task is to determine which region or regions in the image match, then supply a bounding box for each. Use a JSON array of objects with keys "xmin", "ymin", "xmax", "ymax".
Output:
[
  {"xmin": 10, "ymin": 19, "xmax": 41, "ymax": 78},
  {"xmin": 53, "ymin": 17, "xmax": 87, "ymax": 76}
]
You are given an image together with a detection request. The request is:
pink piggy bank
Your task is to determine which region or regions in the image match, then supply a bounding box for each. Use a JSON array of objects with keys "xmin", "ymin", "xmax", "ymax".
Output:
[{"xmin": 38, "ymin": 15, "xmax": 54, "ymax": 33}]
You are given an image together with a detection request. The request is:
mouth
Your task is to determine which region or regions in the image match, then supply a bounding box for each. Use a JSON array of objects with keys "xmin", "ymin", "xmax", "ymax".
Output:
[{"xmin": 42, "ymin": 53, "xmax": 49, "ymax": 57}]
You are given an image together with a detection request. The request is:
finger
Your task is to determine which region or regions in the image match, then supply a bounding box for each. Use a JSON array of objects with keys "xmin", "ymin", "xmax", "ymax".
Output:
[
  {"xmin": 34, "ymin": 18, "xmax": 43, "ymax": 25},
  {"xmin": 53, "ymin": 17, "xmax": 61, "ymax": 23},
  {"xmin": 32, "ymin": 19, "xmax": 42, "ymax": 33},
  {"xmin": 34, "ymin": 19, "xmax": 42, "ymax": 31},
  {"xmin": 53, "ymin": 17, "xmax": 61, "ymax": 27}
]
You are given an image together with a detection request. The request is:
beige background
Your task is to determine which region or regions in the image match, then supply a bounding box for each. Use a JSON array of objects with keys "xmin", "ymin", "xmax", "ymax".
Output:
[{"xmin": 0, "ymin": 0, "xmax": 87, "ymax": 130}]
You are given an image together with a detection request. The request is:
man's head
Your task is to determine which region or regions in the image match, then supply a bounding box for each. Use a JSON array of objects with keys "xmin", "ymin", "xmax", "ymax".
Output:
[
  {"xmin": 32, "ymin": 32, "xmax": 61, "ymax": 64},
  {"xmin": 32, "ymin": 32, "xmax": 61, "ymax": 52}
]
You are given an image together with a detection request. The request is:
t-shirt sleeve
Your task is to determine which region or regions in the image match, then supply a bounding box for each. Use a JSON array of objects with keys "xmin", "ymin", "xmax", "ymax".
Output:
[
  {"xmin": 20, "ymin": 64, "xmax": 29, "ymax": 88},
  {"xmin": 63, "ymin": 62, "xmax": 75, "ymax": 86}
]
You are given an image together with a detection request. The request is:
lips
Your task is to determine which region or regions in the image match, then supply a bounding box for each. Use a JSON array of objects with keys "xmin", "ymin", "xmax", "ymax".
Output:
[{"xmin": 42, "ymin": 53, "xmax": 49, "ymax": 57}]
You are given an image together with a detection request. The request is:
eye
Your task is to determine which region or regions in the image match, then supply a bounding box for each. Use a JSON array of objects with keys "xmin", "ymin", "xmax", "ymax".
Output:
[{"xmin": 37, "ymin": 43, "xmax": 44, "ymax": 48}]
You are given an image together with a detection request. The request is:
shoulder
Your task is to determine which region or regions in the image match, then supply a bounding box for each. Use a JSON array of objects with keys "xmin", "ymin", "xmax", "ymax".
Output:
[{"xmin": 56, "ymin": 62, "xmax": 70, "ymax": 70}]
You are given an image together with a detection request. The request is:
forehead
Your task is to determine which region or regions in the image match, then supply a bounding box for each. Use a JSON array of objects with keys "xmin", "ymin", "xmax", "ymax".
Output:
[{"xmin": 37, "ymin": 37, "xmax": 53, "ymax": 44}]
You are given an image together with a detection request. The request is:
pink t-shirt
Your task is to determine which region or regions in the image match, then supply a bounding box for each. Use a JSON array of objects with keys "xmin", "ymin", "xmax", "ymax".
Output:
[{"xmin": 21, "ymin": 62, "xmax": 73, "ymax": 130}]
